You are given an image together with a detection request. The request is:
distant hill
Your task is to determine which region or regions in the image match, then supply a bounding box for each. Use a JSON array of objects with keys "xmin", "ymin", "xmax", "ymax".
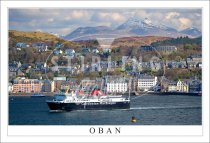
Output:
[
  {"xmin": 64, "ymin": 17, "xmax": 201, "ymax": 40},
  {"xmin": 151, "ymin": 36, "xmax": 202, "ymax": 47},
  {"xmin": 111, "ymin": 36, "xmax": 171, "ymax": 48},
  {"xmin": 73, "ymin": 36, "xmax": 171, "ymax": 49},
  {"xmin": 65, "ymin": 26, "xmax": 114, "ymax": 40},
  {"xmin": 180, "ymin": 27, "xmax": 201, "ymax": 37},
  {"xmin": 9, "ymin": 30, "xmax": 79, "ymax": 47},
  {"xmin": 9, "ymin": 30, "xmax": 63, "ymax": 41}
]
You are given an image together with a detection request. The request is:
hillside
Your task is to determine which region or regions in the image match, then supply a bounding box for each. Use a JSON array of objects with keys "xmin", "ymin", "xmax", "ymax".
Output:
[
  {"xmin": 9, "ymin": 30, "xmax": 61, "ymax": 41},
  {"xmin": 9, "ymin": 30, "xmax": 80, "ymax": 47},
  {"xmin": 112, "ymin": 36, "xmax": 171, "ymax": 48},
  {"xmin": 151, "ymin": 36, "xmax": 202, "ymax": 47}
]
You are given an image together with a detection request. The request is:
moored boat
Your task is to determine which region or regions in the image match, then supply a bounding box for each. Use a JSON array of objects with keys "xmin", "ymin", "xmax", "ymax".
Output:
[{"xmin": 31, "ymin": 93, "xmax": 45, "ymax": 97}]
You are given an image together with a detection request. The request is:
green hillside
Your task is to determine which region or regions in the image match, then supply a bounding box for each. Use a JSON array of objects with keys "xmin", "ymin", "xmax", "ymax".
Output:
[{"xmin": 151, "ymin": 36, "xmax": 202, "ymax": 47}]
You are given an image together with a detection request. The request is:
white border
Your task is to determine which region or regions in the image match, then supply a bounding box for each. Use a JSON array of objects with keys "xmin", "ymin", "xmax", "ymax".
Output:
[{"xmin": 1, "ymin": 1, "xmax": 209, "ymax": 142}]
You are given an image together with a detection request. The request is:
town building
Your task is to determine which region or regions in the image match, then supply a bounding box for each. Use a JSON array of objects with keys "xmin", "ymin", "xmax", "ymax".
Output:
[
  {"xmin": 103, "ymin": 48, "xmax": 111, "ymax": 53},
  {"xmin": 35, "ymin": 62, "xmax": 47, "ymax": 71},
  {"xmin": 150, "ymin": 61, "xmax": 162, "ymax": 71},
  {"xmin": 156, "ymin": 46, "xmax": 177, "ymax": 53},
  {"xmin": 41, "ymin": 80, "xmax": 55, "ymax": 92},
  {"xmin": 66, "ymin": 78, "xmax": 80, "ymax": 91},
  {"xmin": 95, "ymin": 78, "xmax": 104, "ymax": 89},
  {"xmin": 187, "ymin": 54, "xmax": 202, "ymax": 68},
  {"xmin": 167, "ymin": 61, "xmax": 186, "ymax": 69},
  {"xmin": 168, "ymin": 82, "xmax": 177, "ymax": 92},
  {"xmin": 53, "ymin": 77, "xmax": 66, "ymax": 91},
  {"xmin": 140, "ymin": 45, "xmax": 177, "ymax": 53},
  {"xmin": 9, "ymin": 61, "xmax": 22, "ymax": 81},
  {"xmin": 12, "ymin": 77, "xmax": 41, "ymax": 93},
  {"xmin": 9, "ymin": 83, "xmax": 13, "ymax": 93},
  {"xmin": 53, "ymin": 49, "xmax": 63, "ymax": 55},
  {"xmin": 82, "ymin": 48, "xmax": 91, "ymax": 54},
  {"xmin": 32, "ymin": 42, "xmax": 48, "ymax": 52},
  {"xmin": 106, "ymin": 77, "xmax": 128, "ymax": 93},
  {"xmin": 92, "ymin": 48, "xmax": 100, "ymax": 54},
  {"xmin": 65, "ymin": 49, "xmax": 76, "ymax": 57},
  {"xmin": 137, "ymin": 75, "xmax": 157, "ymax": 91},
  {"xmin": 196, "ymin": 62, "xmax": 202, "ymax": 69},
  {"xmin": 139, "ymin": 45, "xmax": 154, "ymax": 52},
  {"xmin": 16, "ymin": 42, "xmax": 30, "ymax": 50},
  {"xmin": 130, "ymin": 78, "xmax": 138, "ymax": 92},
  {"xmin": 176, "ymin": 80, "xmax": 189, "ymax": 92},
  {"xmin": 81, "ymin": 79, "xmax": 96, "ymax": 91},
  {"xmin": 60, "ymin": 81, "xmax": 71, "ymax": 91},
  {"xmin": 189, "ymin": 80, "xmax": 202, "ymax": 93}
]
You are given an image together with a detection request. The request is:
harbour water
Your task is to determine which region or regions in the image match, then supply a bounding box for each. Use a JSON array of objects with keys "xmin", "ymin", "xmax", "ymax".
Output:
[{"xmin": 9, "ymin": 95, "xmax": 201, "ymax": 125}]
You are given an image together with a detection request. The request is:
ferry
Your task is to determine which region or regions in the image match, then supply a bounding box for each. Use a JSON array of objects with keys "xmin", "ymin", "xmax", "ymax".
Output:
[{"xmin": 46, "ymin": 89, "xmax": 130, "ymax": 111}]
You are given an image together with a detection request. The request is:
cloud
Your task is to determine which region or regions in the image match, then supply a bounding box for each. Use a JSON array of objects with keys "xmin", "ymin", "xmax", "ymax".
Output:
[
  {"xmin": 64, "ymin": 10, "xmax": 89, "ymax": 20},
  {"xmin": 165, "ymin": 12, "xmax": 180, "ymax": 19},
  {"xmin": 47, "ymin": 18, "xmax": 54, "ymax": 22},
  {"xmin": 92, "ymin": 12, "xmax": 125, "ymax": 22},
  {"xmin": 178, "ymin": 17, "xmax": 192, "ymax": 29},
  {"xmin": 111, "ymin": 13, "xmax": 126, "ymax": 21},
  {"xmin": 9, "ymin": 9, "xmax": 202, "ymax": 35},
  {"xmin": 134, "ymin": 10, "xmax": 150, "ymax": 19}
]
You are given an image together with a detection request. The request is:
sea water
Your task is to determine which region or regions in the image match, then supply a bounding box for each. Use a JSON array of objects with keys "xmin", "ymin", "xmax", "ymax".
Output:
[{"xmin": 9, "ymin": 95, "xmax": 201, "ymax": 125}]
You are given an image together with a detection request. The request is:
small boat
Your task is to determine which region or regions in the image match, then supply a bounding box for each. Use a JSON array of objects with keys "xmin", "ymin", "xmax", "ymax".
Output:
[{"xmin": 31, "ymin": 93, "xmax": 45, "ymax": 97}]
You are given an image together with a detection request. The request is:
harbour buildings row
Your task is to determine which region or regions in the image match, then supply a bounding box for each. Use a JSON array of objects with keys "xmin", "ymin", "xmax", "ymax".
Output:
[{"xmin": 9, "ymin": 75, "xmax": 201, "ymax": 94}]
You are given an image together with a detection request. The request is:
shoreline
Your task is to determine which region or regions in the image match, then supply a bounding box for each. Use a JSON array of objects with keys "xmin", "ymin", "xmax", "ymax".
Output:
[
  {"xmin": 137, "ymin": 92, "xmax": 202, "ymax": 96},
  {"xmin": 9, "ymin": 92, "xmax": 54, "ymax": 96},
  {"xmin": 8, "ymin": 92, "xmax": 202, "ymax": 96}
]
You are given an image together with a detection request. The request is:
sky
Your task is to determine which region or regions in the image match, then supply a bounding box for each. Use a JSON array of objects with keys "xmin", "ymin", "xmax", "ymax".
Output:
[{"xmin": 9, "ymin": 9, "xmax": 202, "ymax": 36}]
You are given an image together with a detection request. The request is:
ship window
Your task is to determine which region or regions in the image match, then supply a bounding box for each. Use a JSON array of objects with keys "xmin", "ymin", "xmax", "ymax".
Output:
[{"xmin": 54, "ymin": 95, "xmax": 66, "ymax": 101}]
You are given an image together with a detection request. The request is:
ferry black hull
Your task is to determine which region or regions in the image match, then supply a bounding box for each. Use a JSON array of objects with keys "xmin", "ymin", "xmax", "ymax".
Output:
[{"xmin": 46, "ymin": 101, "xmax": 130, "ymax": 111}]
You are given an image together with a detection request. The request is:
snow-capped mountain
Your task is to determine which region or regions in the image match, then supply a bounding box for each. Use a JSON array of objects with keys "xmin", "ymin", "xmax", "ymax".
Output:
[
  {"xmin": 116, "ymin": 17, "xmax": 179, "ymax": 36},
  {"xmin": 180, "ymin": 27, "xmax": 201, "ymax": 37},
  {"xmin": 156, "ymin": 23, "xmax": 177, "ymax": 32},
  {"xmin": 116, "ymin": 17, "xmax": 156, "ymax": 31},
  {"xmin": 64, "ymin": 17, "xmax": 201, "ymax": 40}
]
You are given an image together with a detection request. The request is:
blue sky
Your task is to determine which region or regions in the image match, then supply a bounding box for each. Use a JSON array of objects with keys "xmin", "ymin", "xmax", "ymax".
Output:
[{"xmin": 9, "ymin": 9, "xmax": 202, "ymax": 35}]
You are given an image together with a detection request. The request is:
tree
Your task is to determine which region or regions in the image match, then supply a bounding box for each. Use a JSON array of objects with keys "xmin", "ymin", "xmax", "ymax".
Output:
[
  {"xmin": 25, "ymin": 47, "xmax": 35, "ymax": 63},
  {"xmin": 175, "ymin": 56, "xmax": 182, "ymax": 62},
  {"xmin": 54, "ymin": 71, "xmax": 59, "ymax": 77},
  {"xmin": 184, "ymin": 44, "xmax": 193, "ymax": 51}
]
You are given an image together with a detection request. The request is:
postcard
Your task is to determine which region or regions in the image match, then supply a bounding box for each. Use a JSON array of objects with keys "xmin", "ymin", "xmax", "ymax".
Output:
[{"xmin": 1, "ymin": 0, "xmax": 209, "ymax": 143}]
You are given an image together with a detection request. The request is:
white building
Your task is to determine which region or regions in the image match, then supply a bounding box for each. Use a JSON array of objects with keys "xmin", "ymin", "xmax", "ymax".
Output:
[
  {"xmin": 65, "ymin": 49, "xmax": 75, "ymax": 57},
  {"xmin": 9, "ymin": 83, "xmax": 13, "ymax": 93},
  {"xmin": 106, "ymin": 77, "xmax": 128, "ymax": 93},
  {"xmin": 92, "ymin": 48, "xmax": 100, "ymax": 54},
  {"xmin": 177, "ymin": 80, "xmax": 189, "ymax": 92},
  {"xmin": 137, "ymin": 75, "xmax": 157, "ymax": 91}
]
